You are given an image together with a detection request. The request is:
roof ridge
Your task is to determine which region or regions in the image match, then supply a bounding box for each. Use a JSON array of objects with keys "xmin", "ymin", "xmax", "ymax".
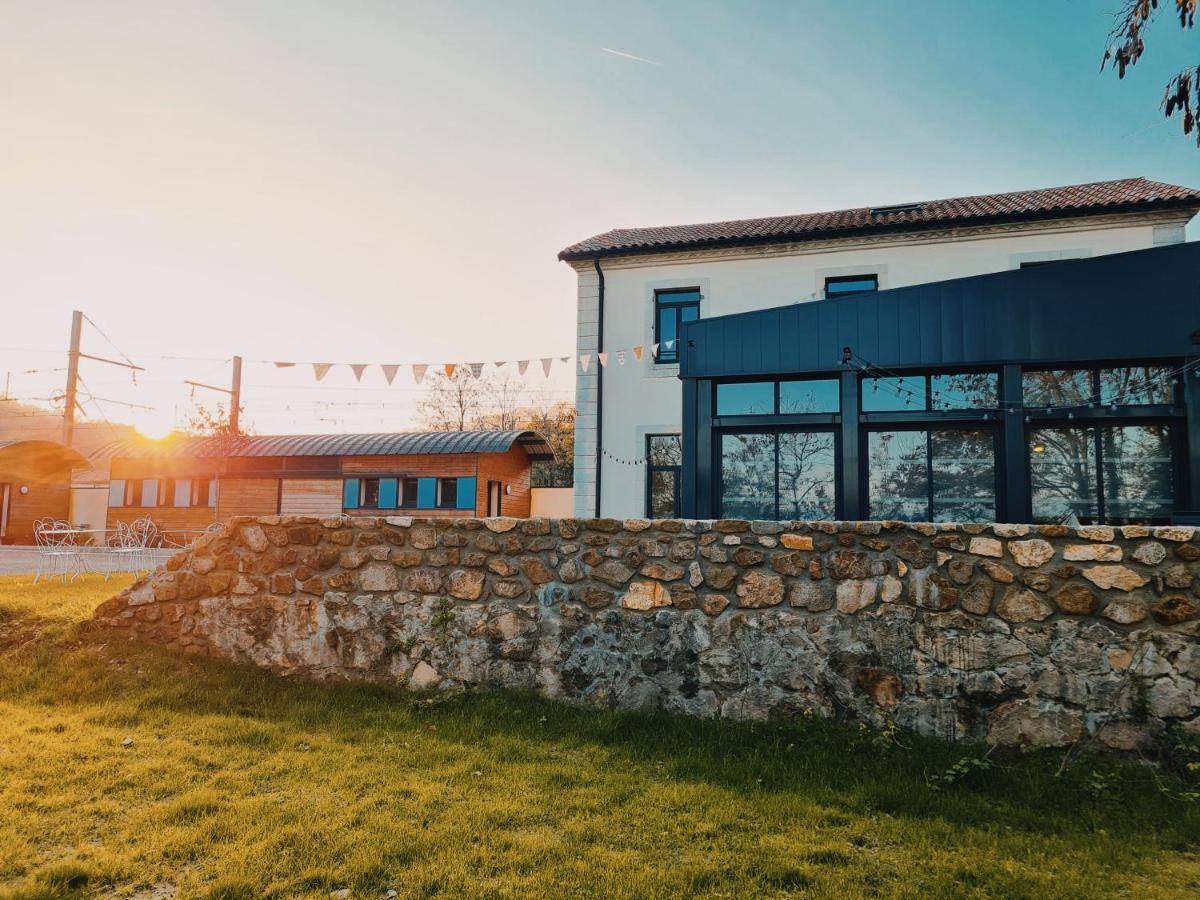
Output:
[{"xmin": 560, "ymin": 176, "xmax": 1200, "ymax": 261}]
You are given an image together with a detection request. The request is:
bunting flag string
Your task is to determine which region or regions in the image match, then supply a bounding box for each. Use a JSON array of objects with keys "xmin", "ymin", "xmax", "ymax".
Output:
[{"xmin": 262, "ymin": 339, "xmax": 685, "ymax": 384}]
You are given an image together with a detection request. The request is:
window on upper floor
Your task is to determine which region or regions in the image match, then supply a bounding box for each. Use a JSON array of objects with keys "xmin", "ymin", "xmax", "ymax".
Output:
[
  {"xmin": 654, "ymin": 288, "xmax": 700, "ymax": 364},
  {"xmin": 824, "ymin": 274, "xmax": 878, "ymax": 299}
]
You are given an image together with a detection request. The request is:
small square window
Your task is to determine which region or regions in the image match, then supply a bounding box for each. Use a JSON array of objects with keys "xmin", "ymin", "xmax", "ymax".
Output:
[
  {"xmin": 824, "ymin": 274, "xmax": 878, "ymax": 299},
  {"xmin": 438, "ymin": 478, "xmax": 458, "ymax": 509}
]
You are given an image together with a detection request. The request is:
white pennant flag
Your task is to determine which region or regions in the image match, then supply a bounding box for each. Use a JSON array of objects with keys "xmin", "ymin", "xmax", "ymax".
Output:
[
  {"xmin": 469, "ymin": 362, "xmax": 484, "ymax": 379},
  {"xmin": 560, "ymin": 356, "xmax": 571, "ymax": 364},
  {"xmin": 312, "ymin": 363, "xmax": 333, "ymax": 382},
  {"xmin": 651, "ymin": 343, "xmax": 660, "ymax": 359},
  {"xmin": 274, "ymin": 361, "xmax": 296, "ymax": 369},
  {"xmin": 412, "ymin": 364, "xmax": 428, "ymax": 384},
  {"xmin": 597, "ymin": 352, "xmax": 609, "ymax": 368},
  {"xmin": 517, "ymin": 360, "xmax": 530, "ymax": 376},
  {"xmin": 579, "ymin": 354, "xmax": 591, "ymax": 373},
  {"xmin": 350, "ymin": 364, "xmax": 368, "ymax": 382},
  {"xmin": 381, "ymin": 364, "xmax": 400, "ymax": 385},
  {"xmin": 664, "ymin": 339, "xmax": 675, "ymax": 351},
  {"xmin": 493, "ymin": 361, "xmax": 507, "ymax": 370},
  {"xmin": 540, "ymin": 357, "xmax": 553, "ymax": 377},
  {"xmin": 616, "ymin": 350, "xmax": 626, "ymax": 366}
]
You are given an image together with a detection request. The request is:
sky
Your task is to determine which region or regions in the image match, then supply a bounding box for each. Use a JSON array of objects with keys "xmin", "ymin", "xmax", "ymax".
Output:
[{"xmin": 2, "ymin": 0, "xmax": 1198, "ymax": 438}]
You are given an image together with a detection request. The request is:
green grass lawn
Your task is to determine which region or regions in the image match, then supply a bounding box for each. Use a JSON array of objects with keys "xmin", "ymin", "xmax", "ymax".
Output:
[{"xmin": 0, "ymin": 576, "xmax": 1198, "ymax": 899}]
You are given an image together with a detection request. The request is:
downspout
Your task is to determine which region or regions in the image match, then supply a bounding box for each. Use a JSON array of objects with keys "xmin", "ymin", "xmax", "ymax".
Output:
[{"xmin": 593, "ymin": 256, "xmax": 605, "ymax": 518}]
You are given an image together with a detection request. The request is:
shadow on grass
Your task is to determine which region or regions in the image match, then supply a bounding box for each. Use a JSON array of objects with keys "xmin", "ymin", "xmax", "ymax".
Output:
[{"xmin": 4, "ymin": 616, "xmax": 1199, "ymax": 852}]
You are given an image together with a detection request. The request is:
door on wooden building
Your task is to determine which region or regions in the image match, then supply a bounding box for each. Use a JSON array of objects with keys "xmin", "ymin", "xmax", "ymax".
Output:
[
  {"xmin": 0, "ymin": 484, "xmax": 9, "ymax": 542},
  {"xmin": 486, "ymin": 481, "xmax": 502, "ymax": 517}
]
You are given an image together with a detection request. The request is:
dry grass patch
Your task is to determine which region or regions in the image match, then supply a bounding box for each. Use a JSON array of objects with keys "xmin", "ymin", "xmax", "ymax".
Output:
[{"xmin": 0, "ymin": 575, "xmax": 1197, "ymax": 898}]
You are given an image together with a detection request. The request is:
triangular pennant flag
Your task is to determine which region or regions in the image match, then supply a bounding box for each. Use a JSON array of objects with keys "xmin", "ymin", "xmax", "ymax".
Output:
[
  {"xmin": 444, "ymin": 363, "xmax": 456, "ymax": 379},
  {"xmin": 381, "ymin": 364, "xmax": 400, "ymax": 385},
  {"xmin": 312, "ymin": 363, "xmax": 332, "ymax": 382},
  {"xmin": 350, "ymin": 364, "xmax": 368, "ymax": 382},
  {"xmin": 274, "ymin": 361, "xmax": 296, "ymax": 368},
  {"xmin": 540, "ymin": 357, "xmax": 553, "ymax": 377},
  {"xmin": 616, "ymin": 350, "xmax": 626, "ymax": 366},
  {"xmin": 469, "ymin": 362, "xmax": 484, "ymax": 379},
  {"xmin": 517, "ymin": 360, "xmax": 530, "ymax": 376},
  {"xmin": 633, "ymin": 346, "xmax": 643, "ymax": 361},
  {"xmin": 560, "ymin": 356, "xmax": 571, "ymax": 364},
  {"xmin": 664, "ymin": 339, "xmax": 675, "ymax": 351},
  {"xmin": 412, "ymin": 364, "xmax": 427, "ymax": 384},
  {"xmin": 493, "ymin": 361, "xmax": 507, "ymax": 370},
  {"xmin": 597, "ymin": 352, "xmax": 609, "ymax": 368},
  {"xmin": 651, "ymin": 343, "xmax": 660, "ymax": 359},
  {"xmin": 579, "ymin": 354, "xmax": 591, "ymax": 373}
]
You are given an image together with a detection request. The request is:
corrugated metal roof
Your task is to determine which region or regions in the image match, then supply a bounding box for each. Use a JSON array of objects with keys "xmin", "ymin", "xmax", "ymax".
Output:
[
  {"xmin": 0, "ymin": 439, "xmax": 91, "ymax": 469},
  {"xmin": 92, "ymin": 430, "xmax": 556, "ymax": 461},
  {"xmin": 558, "ymin": 177, "xmax": 1200, "ymax": 261}
]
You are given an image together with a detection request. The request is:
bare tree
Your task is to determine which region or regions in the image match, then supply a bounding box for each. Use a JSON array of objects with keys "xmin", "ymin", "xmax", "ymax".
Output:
[
  {"xmin": 1103, "ymin": 0, "xmax": 1199, "ymax": 145},
  {"xmin": 417, "ymin": 369, "xmax": 486, "ymax": 431},
  {"xmin": 184, "ymin": 402, "xmax": 248, "ymax": 436},
  {"xmin": 475, "ymin": 373, "xmax": 527, "ymax": 430},
  {"xmin": 522, "ymin": 393, "xmax": 576, "ymax": 487}
]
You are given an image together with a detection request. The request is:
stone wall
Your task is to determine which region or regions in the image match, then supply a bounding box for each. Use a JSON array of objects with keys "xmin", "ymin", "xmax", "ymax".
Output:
[{"xmin": 94, "ymin": 516, "xmax": 1200, "ymax": 750}]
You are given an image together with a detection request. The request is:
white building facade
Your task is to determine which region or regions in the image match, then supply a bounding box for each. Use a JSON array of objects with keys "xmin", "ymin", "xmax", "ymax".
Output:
[{"xmin": 559, "ymin": 178, "xmax": 1199, "ymax": 519}]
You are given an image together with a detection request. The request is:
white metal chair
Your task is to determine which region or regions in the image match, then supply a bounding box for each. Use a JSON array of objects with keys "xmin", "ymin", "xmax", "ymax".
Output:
[{"xmin": 33, "ymin": 518, "xmax": 80, "ymax": 584}]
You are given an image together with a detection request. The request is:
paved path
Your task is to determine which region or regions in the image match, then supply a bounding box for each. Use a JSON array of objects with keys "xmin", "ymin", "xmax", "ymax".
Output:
[{"xmin": 0, "ymin": 546, "xmax": 173, "ymax": 577}]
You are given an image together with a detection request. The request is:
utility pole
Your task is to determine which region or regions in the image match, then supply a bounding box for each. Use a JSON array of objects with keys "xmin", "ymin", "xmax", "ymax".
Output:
[
  {"xmin": 61, "ymin": 310, "xmax": 146, "ymax": 447},
  {"xmin": 62, "ymin": 310, "xmax": 82, "ymax": 447},
  {"xmin": 185, "ymin": 354, "xmax": 244, "ymax": 436},
  {"xmin": 230, "ymin": 355, "xmax": 243, "ymax": 435}
]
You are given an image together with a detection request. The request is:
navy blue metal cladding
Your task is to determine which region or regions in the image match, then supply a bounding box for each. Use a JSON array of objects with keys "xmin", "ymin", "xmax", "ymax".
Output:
[
  {"xmin": 678, "ymin": 242, "xmax": 1200, "ymax": 523},
  {"xmin": 680, "ymin": 242, "xmax": 1200, "ymax": 379}
]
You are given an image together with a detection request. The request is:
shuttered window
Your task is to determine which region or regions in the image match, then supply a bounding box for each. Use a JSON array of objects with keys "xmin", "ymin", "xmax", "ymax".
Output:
[
  {"xmin": 343, "ymin": 479, "xmax": 360, "ymax": 509},
  {"xmin": 456, "ymin": 477, "xmax": 476, "ymax": 510},
  {"xmin": 379, "ymin": 478, "xmax": 398, "ymax": 509},
  {"xmin": 417, "ymin": 478, "xmax": 437, "ymax": 509}
]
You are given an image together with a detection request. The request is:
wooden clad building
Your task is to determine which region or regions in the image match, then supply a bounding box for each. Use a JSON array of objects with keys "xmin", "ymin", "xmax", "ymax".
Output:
[
  {"xmin": 98, "ymin": 431, "xmax": 554, "ymax": 533},
  {"xmin": 0, "ymin": 440, "xmax": 90, "ymax": 545}
]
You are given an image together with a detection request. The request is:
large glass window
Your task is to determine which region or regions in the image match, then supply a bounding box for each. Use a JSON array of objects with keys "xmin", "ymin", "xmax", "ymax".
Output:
[
  {"xmin": 1099, "ymin": 366, "xmax": 1174, "ymax": 406},
  {"xmin": 720, "ymin": 430, "xmax": 836, "ymax": 520},
  {"xmin": 779, "ymin": 379, "xmax": 840, "ymax": 414},
  {"xmin": 1023, "ymin": 370, "xmax": 1093, "ymax": 407},
  {"xmin": 864, "ymin": 372, "xmax": 997, "ymax": 413},
  {"xmin": 654, "ymin": 288, "xmax": 700, "ymax": 364},
  {"xmin": 646, "ymin": 434, "xmax": 682, "ymax": 518},
  {"xmin": 717, "ymin": 382, "xmax": 774, "ymax": 416},
  {"xmin": 717, "ymin": 378, "xmax": 840, "ymax": 416},
  {"xmin": 868, "ymin": 429, "xmax": 995, "ymax": 522},
  {"xmin": 1030, "ymin": 424, "xmax": 1173, "ymax": 524}
]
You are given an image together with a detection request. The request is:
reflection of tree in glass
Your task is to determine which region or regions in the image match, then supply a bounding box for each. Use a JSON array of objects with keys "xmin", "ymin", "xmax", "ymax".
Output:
[
  {"xmin": 1023, "ymin": 371, "xmax": 1093, "ymax": 408},
  {"xmin": 720, "ymin": 433, "xmax": 775, "ymax": 519},
  {"xmin": 647, "ymin": 435, "xmax": 682, "ymax": 517},
  {"xmin": 1030, "ymin": 427, "xmax": 1097, "ymax": 523},
  {"xmin": 778, "ymin": 431, "xmax": 835, "ymax": 519},
  {"xmin": 868, "ymin": 431, "xmax": 928, "ymax": 520},
  {"xmin": 931, "ymin": 430, "xmax": 994, "ymax": 521},
  {"xmin": 930, "ymin": 373, "xmax": 997, "ymax": 410},
  {"xmin": 1101, "ymin": 425, "xmax": 1172, "ymax": 522},
  {"xmin": 1099, "ymin": 367, "xmax": 1172, "ymax": 406}
]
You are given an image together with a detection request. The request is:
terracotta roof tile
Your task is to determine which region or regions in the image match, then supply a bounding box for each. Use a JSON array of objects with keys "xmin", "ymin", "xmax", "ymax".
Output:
[{"xmin": 558, "ymin": 177, "xmax": 1200, "ymax": 260}]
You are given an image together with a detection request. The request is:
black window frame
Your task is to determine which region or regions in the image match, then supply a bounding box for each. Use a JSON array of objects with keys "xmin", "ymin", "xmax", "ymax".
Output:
[
  {"xmin": 645, "ymin": 433, "xmax": 682, "ymax": 518},
  {"xmin": 715, "ymin": 425, "xmax": 841, "ymax": 520},
  {"xmin": 824, "ymin": 274, "xmax": 878, "ymax": 299},
  {"xmin": 654, "ymin": 288, "xmax": 701, "ymax": 364},
  {"xmin": 864, "ymin": 424, "xmax": 1001, "ymax": 523},
  {"xmin": 401, "ymin": 478, "xmax": 419, "ymax": 508}
]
